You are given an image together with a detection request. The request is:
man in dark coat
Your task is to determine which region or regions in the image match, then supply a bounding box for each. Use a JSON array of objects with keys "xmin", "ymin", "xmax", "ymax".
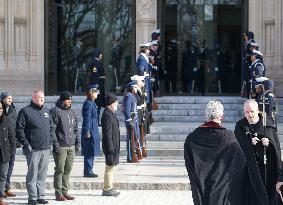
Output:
[
  {"xmin": 0, "ymin": 92, "xmax": 17, "ymax": 197},
  {"xmin": 81, "ymin": 84, "xmax": 101, "ymax": 178},
  {"xmin": 50, "ymin": 91, "xmax": 80, "ymax": 201},
  {"xmin": 16, "ymin": 90, "xmax": 55, "ymax": 205},
  {"xmin": 101, "ymin": 93, "xmax": 120, "ymax": 197},
  {"xmin": 0, "ymin": 102, "xmax": 15, "ymax": 205},
  {"xmin": 88, "ymin": 48, "xmax": 105, "ymax": 125},
  {"xmin": 235, "ymin": 99, "xmax": 282, "ymax": 205},
  {"xmin": 184, "ymin": 101, "xmax": 250, "ymax": 205}
]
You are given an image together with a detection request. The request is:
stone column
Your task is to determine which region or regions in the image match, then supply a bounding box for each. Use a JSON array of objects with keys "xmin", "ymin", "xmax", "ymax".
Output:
[
  {"xmin": 0, "ymin": 0, "xmax": 44, "ymax": 95},
  {"xmin": 249, "ymin": 0, "xmax": 283, "ymax": 96},
  {"xmin": 136, "ymin": 0, "xmax": 158, "ymax": 59}
]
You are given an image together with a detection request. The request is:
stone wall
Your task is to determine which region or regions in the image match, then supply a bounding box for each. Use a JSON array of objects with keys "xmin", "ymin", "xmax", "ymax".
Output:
[
  {"xmin": 135, "ymin": 0, "xmax": 157, "ymax": 59},
  {"xmin": 249, "ymin": 0, "xmax": 283, "ymax": 96},
  {"xmin": 0, "ymin": 0, "xmax": 44, "ymax": 95}
]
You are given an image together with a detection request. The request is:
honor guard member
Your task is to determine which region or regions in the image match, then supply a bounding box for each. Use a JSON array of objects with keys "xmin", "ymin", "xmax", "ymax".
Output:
[
  {"xmin": 149, "ymin": 40, "xmax": 160, "ymax": 96},
  {"xmin": 88, "ymin": 48, "xmax": 106, "ymax": 125},
  {"xmin": 123, "ymin": 81, "xmax": 141, "ymax": 163},
  {"xmin": 247, "ymin": 49, "xmax": 265, "ymax": 98},
  {"xmin": 136, "ymin": 43, "xmax": 152, "ymax": 109},
  {"xmin": 254, "ymin": 77, "xmax": 277, "ymax": 127},
  {"xmin": 81, "ymin": 84, "xmax": 101, "ymax": 178},
  {"xmin": 151, "ymin": 29, "xmax": 160, "ymax": 42},
  {"xmin": 245, "ymin": 31, "xmax": 256, "ymax": 56},
  {"xmin": 131, "ymin": 75, "xmax": 148, "ymax": 157},
  {"xmin": 250, "ymin": 49, "xmax": 265, "ymax": 80}
]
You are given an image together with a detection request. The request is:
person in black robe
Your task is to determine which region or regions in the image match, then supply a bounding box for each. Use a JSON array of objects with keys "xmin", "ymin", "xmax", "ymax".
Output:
[
  {"xmin": 184, "ymin": 100, "xmax": 250, "ymax": 205},
  {"xmin": 235, "ymin": 99, "xmax": 282, "ymax": 205}
]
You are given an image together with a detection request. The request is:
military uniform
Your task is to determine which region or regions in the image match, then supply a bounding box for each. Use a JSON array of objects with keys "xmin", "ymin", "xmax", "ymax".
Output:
[
  {"xmin": 123, "ymin": 83, "xmax": 141, "ymax": 162},
  {"xmin": 136, "ymin": 49, "xmax": 152, "ymax": 107},
  {"xmin": 250, "ymin": 59, "xmax": 265, "ymax": 81},
  {"xmin": 256, "ymin": 90, "xmax": 277, "ymax": 127},
  {"xmin": 88, "ymin": 48, "xmax": 105, "ymax": 123}
]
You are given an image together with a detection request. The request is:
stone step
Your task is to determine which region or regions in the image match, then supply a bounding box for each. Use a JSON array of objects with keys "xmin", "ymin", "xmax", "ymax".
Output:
[
  {"xmin": 155, "ymin": 96, "xmax": 245, "ymax": 104},
  {"xmin": 10, "ymin": 156, "xmax": 189, "ymax": 191},
  {"xmin": 15, "ymin": 141, "xmax": 184, "ymax": 157},
  {"xmin": 151, "ymin": 109, "xmax": 241, "ymax": 116},
  {"xmin": 152, "ymin": 116, "xmax": 241, "ymax": 122}
]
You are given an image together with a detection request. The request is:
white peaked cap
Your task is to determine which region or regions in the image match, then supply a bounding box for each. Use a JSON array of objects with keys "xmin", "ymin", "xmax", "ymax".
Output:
[{"xmin": 130, "ymin": 75, "xmax": 145, "ymax": 81}]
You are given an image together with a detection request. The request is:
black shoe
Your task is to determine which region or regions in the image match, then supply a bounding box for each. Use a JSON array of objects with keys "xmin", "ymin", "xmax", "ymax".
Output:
[
  {"xmin": 37, "ymin": 199, "xmax": 49, "ymax": 204},
  {"xmin": 102, "ymin": 189, "xmax": 120, "ymax": 197},
  {"xmin": 28, "ymin": 200, "xmax": 39, "ymax": 205},
  {"xmin": 84, "ymin": 173, "xmax": 98, "ymax": 178}
]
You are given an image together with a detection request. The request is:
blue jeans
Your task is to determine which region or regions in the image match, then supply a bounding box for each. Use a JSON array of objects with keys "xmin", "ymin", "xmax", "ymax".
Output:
[
  {"xmin": 84, "ymin": 155, "xmax": 94, "ymax": 176},
  {"xmin": 5, "ymin": 147, "xmax": 16, "ymax": 190},
  {"xmin": 0, "ymin": 161, "xmax": 9, "ymax": 198}
]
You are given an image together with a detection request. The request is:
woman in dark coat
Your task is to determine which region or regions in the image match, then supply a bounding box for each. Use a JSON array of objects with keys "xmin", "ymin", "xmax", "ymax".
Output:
[
  {"xmin": 81, "ymin": 84, "xmax": 101, "ymax": 177},
  {"xmin": 0, "ymin": 102, "xmax": 15, "ymax": 205},
  {"xmin": 101, "ymin": 93, "xmax": 120, "ymax": 197}
]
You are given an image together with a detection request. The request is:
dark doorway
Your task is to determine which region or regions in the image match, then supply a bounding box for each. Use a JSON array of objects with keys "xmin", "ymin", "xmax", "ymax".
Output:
[{"xmin": 162, "ymin": 0, "xmax": 245, "ymax": 95}]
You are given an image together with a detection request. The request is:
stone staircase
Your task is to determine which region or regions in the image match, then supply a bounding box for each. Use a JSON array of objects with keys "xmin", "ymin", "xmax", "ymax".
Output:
[{"xmin": 13, "ymin": 96, "xmax": 283, "ymax": 156}]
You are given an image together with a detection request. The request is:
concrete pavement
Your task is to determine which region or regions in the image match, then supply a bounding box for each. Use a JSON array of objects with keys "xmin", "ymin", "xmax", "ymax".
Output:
[
  {"xmin": 5, "ymin": 190, "xmax": 193, "ymax": 205},
  {"xmin": 10, "ymin": 155, "xmax": 189, "ymax": 190}
]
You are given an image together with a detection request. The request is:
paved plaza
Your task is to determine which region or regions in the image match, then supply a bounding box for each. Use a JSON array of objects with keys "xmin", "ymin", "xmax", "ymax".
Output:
[{"xmin": 5, "ymin": 190, "xmax": 193, "ymax": 205}]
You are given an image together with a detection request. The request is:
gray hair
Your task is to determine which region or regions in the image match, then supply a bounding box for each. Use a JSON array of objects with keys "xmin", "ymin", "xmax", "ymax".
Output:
[
  {"xmin": 204, "ymin": 101, "xmax": 224, "ymax": 121},
  {"xmin": 244, "ymin": 99, "xmax": 258, "ymax": 110}
]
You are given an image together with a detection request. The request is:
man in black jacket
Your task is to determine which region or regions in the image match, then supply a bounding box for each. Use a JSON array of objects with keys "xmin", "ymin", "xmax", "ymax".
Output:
[
  {"xmin": 16, "ymin": 90, "xmax": 55, "ymax": 205},
  {"xmin": 50, "ymin": 91, "xmax": 80, "ymax": 201},
  {"xmin": 0, "ymin": 92, "xmax": 17, "ymax": 197},
  {"xmin": 235, "ymin": 99, "xmax": 281, "ymax": 205},
  {"xmin": 101, "ymin": 93, "xmax": 120, "ymax": 197},
  {"xmin": 0, "ymin": 102, "xmax": 15, "ymax": 205}
]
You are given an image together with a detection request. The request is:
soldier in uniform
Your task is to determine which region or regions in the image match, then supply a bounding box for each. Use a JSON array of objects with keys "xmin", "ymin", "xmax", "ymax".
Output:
[
  {"xmin": 131, "ymin": 75, "xmax": 148, "ymax": 157},
  {"xmin": 254, "ymin": 77, "xmax": 277, "ymax": 127},
  {"xmin": 88, "ymin": 48, "xmax": 106, "ymax": 125},
  {"xmin": 136, "ymin": 43, "xmax": 152, "ymax": 109},
  {"xmin": 123, "ymin": 81, "xmax": 142, "ymax": 163},
  {"xmin": 182, "ymin": 40, "xmax": 200, "ymax": 93},
  {"xmin": 149, "ymin": 40, "xmax": 160, "ymax": 97},
  {"xmin": 247, "ymin": 49, "xmax": 265, "ymax": 98},
  {"xmin": 81, "ymin": 84, "xmax": 101, "ymax": 177}
]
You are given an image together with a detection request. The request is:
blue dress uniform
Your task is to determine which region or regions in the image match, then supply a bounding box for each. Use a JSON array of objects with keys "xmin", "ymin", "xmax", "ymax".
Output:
[
  {"xmin": 256, "ymin": 79, "xmax": 277, "ymax": 127},
  {"xmin": 250, "ymin": 59, "xmax": 265, "ymax": 80},
  {"xmin": 136, "ymin": 48, "xmax": 152, "ymax": 106},
  {"xmin": 123, "ymin": 82, "xmax": 141, "ymax": 162},
  {"xmin": 81, "ymin": 85, "xmax": 101, "ymax": 177}
]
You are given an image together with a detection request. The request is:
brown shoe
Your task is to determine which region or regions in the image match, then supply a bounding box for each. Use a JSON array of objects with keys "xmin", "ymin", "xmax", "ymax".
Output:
[
  {"xmin": 0, "ymin": 198, "xmax": 9, "ymax": 205},
  {"xmin": 4, "ymin": 190, "xmax": 16, "ymax": 197},
  {"xmin": 55, "ymin": 195, "xmax": 67, "ymax": 201},
  {"xmin": 63, "ymin": 194, "xmax": 75, "ymax": 200}
]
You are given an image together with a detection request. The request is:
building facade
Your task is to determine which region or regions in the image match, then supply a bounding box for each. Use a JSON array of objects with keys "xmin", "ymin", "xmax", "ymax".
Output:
[{"xmin": 0, "ymin": 0, "xmax": 282, "ymax": 96}]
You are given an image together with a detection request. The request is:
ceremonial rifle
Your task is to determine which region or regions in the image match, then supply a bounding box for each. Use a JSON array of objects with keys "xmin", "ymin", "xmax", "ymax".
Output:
[{"xmin": 140, "ymin": 104, "xmax": 147, "ymax": 157}]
